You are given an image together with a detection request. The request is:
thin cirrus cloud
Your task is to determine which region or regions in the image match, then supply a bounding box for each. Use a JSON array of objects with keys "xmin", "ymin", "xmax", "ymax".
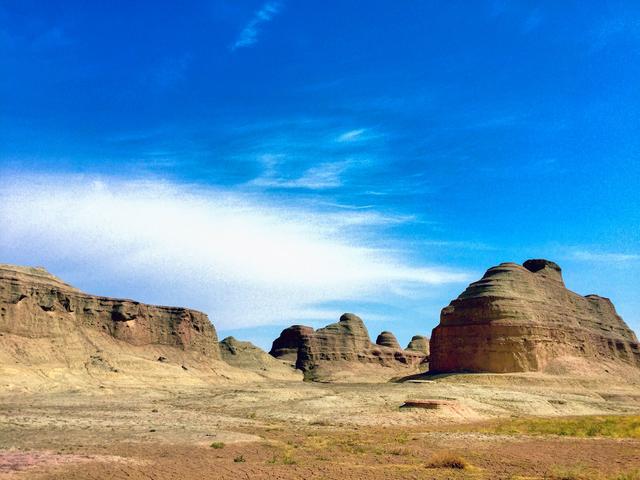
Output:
[
  {"xmin": 231, "ymin": 1, "xmax": 282, "ymax": 51},
  {"xmin": 248, "ymin": 156, "xmax": 351, "ymax": 190},
  {"xmin": 337, "ymin": 129, "xmax": 366, "ymax": 142},
  {"xmin": 570, "ymin": 250, "xmax": 640, "ymax": 264},
  {"xmin": 0, "ymin": 174, "xmax": 471, "ymax": 329}
]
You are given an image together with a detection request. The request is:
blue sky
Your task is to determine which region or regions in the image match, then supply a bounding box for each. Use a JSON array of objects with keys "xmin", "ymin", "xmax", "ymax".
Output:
[{"xmin": 1, "ymin": 1, "xmax": 639, "ymax": 349}]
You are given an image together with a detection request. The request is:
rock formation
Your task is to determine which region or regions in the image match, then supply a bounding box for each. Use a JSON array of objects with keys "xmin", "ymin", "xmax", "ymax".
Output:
[
  {"xmin": 429, "ymin": 259, "xmax": 640, "ymax": 373},
  {"xmin": 406, "ymin": 335, "xmax": 430, "ymax": 356},
  {"xmin": 219, "ymin": 336, "xmax": 303, "ymax": 380},
  {"xmin": 270, "ymin": 313, "xmax": 428, "ymax": 381},
  {"xmin": 0, "ymin": 265, "xmax": 220, "ymax": 357},
  {"xmin": 376, "ymin": 331, "xmax": 401, "ymax": 349},
  {"xmin": 0, "ymin": 264, "xmax": 301, "ymax": 389}
]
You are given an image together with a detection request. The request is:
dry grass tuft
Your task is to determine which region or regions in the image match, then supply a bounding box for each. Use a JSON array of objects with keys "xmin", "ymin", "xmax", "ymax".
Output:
[{"xmin": 425, "ymin": 451, "xmax": 469, "ymax": 469}]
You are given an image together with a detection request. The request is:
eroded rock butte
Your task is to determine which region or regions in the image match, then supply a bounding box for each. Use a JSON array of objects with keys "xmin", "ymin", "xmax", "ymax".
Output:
[
  {"xmin": 429, "ymin": 259, "xmax": 640, "ymax": 373},
  {"xmin": 270, "ymin": 313, "xmax": 428, "ymax": 381}
]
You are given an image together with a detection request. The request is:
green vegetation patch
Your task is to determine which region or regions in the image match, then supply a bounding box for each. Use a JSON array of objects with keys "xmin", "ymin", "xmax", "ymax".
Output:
[{"xmin": 486, "ymin": 415, "xmax": 640, "ymax": 439}]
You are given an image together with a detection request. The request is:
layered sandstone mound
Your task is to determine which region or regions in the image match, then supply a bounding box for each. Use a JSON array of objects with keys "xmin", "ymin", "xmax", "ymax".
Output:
[
  {"xmin": 376, "ymin": 331, "xmax": 401, "ymax": 349},
  {"xmin": 430, "ymin": 259, "xmax": 640, "ymax": 373},
  {"xmin": 406, "ymin": 335, "xmax": 430, "ymax": 356},
  {"xmin": 270, "ymin": 313, "xmax": 427, "ymax": 382},
  {"xmin": 219, "ymin": 336, "xmax": 303, "ymax": 380},
  {"xmin": 0, "ymin": 264, "xmax": 271, "ymax": 390}
]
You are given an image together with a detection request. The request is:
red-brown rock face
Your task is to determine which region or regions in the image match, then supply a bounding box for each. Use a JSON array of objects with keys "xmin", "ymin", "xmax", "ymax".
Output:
[
  {"xmin": 270, "ymin": 313, "xmax": 427, "ymax": 381},
  {"xmin": 430, "ymin": 259, "xmax": 640, "ymax": 373},
  {"xmin": 0, "ymin": 264, "xmax": 220, "ymax": 358}
]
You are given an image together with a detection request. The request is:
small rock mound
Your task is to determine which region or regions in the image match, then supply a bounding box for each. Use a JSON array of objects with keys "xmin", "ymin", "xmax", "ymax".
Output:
[
  {"xmin": 406, "ymin": 335, "xmax": 430, "ymax": 356},
  {"xmin": 375, "ymin": 331, "xmax": 401, "ymax": 349},
  {"xmin": 219, "ymin": 336, "xmax": 303, "ymax": 381}
]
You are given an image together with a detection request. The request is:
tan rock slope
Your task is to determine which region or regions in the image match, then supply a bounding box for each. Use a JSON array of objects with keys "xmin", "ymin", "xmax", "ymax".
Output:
[
  {"xmin": 270, "ymin": 313, "xmax": 428, "ymax": 381},
  {"xmin": 406, "ymin": 335, "xmax": 430, "ymax": 356},
  {"xmin": 430, "ymin": 259, "xmax": 640, "ymax": 373},
  {"xmin": 219, "ymin": 336, "xmax": 303, "ymax": 380},
  {"xmin": 0, "ymin": 264, "xmax": 293, "ymax": 390}
]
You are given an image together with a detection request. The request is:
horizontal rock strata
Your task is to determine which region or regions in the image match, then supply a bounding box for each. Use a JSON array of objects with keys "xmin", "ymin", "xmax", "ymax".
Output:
[
  {"xmin": 376, "ymin": 331, "xmax": 401, "ymax": 349},
  {"xmin": 270, "ymin": 313, "xmax": 427, "ymax": 381},
  {"xmin": 430, "ymin": 259, "xmax": 640, "ymax": 373},
  {"xmin": 0, "ymin": 265, "xmax": 220, "ymax": 358}
]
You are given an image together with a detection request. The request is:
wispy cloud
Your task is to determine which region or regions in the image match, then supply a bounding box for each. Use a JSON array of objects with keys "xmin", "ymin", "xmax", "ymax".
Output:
[
  {"xmin": 570, "ymin": 250, "xmax": 640, "ymax": 264},
  {"xmin": 248, "ymin": 155, "xmax": 351, "ymax": 190},
  {"xmin": 0, "ymin": 174, "xmax": 471, "ymax": 329},
  {"xmin": 337, "ymin": 129, "xmax": 366, "ymax": 142},
  {"xmin": 231, "ymin": 1, "xmax": 282, "ymax": 51}
]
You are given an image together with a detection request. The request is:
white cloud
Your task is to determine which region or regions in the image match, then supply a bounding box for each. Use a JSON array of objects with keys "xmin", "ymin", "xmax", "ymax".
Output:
[
  {"xmin": 231, "ymin": 1, "xmax": 282, "ymax": 51},
  {"xmin": 0, "ymin": 174, "xmax": 470, "ymax": 329},
  {"xmin": 337, "ymin": 129, "xmax": 366, "ymax": 142},
  {"xmin": 571, "ymin": 250, "xmax": 640, "ymax": 263}
]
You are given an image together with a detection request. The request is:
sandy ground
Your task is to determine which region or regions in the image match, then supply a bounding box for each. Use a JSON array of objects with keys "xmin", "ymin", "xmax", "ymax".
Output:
[{"xmin": 1, "ymin": 373, "xmax": 639, "ymax": 479}]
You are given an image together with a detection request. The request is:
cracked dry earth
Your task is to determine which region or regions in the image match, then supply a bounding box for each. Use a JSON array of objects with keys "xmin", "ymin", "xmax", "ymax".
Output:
[{"xmin": 1, "ymin": 374, "xmax": 639, "ymax": 479}]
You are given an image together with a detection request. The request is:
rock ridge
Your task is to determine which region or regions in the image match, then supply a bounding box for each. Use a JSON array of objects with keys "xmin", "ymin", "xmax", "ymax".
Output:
[
  {"xmin": 270, "ymin": 313, "xmax": 428, "ymax": 381},
  {"xmin": 0, "ymin": 264, "xmax": 220, "ymax": 358}
]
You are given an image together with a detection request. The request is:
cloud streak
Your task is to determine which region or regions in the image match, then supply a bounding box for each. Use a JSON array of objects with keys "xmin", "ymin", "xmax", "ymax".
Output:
[
  {"xmin": 231, "ymin": 1, "xmax": 282, "ymax": 51},
  {"xmin": 0, "ymin": 174, "xmax": 471, "ymax": 329},
  {"xmin": 337, "ymin": 129, "xmax": 366, "ymax": 142},
  {"xmin": 570, "ymin": 250, "xmax": 640, "ymax": 264},
  {"xmin": 249, "ymin": 156, "xmax": 351, "ymax": 190}
]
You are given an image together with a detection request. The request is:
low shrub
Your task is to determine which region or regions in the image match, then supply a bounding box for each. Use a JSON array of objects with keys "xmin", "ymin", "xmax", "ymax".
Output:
[{"xmin": 425, "ymin": 451, "xmax": 468, "ymax": 469}]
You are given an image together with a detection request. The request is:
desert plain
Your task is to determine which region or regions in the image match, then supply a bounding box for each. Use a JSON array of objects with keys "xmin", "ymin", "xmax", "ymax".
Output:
[{"xmin": 1, "ymin": 369, "xmax": 640, "ymax": 479}]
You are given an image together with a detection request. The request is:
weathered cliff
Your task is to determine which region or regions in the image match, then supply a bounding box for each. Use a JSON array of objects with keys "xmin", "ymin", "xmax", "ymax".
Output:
[
  {"xmin": 0, "ymin": 264, "xmax": 220, "ymax": 357},
  {"xmin": 0, "ymin": 264, "xmax": 289, "ymax": 390}
]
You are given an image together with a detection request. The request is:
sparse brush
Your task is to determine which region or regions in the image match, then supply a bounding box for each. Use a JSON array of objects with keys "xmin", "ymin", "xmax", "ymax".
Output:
[
  {"xmin": 210, "ymin": 442, "xmax": 224, "ymax": 449},
  {"xmin": 548, "ymin": 466, "xmax": 623, "ymax": 480},
  {"xmin": 387, "ymin": 447, "xmax": 409, "ymax": 456},
  {"xmin": 425, "ymin": 451, "xmax": 468, "ymax": 469},
  {"xmin": 486, "ymin": 415, "xmax": 640, "ymax": 439},
  {"xmin": 612, "ymin": 471, "xmax": 640, "ymax": 480},
  {"xmin": 282, "ymin": 452, "xmax": 297, "ymax": 465},
  {"xmin": 233, "ymin": 454, "xmax": 245, "ymax": 463},
  {"xmin": 549, "ymin": 468, "xmax": 588, "ymax": 480}
]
